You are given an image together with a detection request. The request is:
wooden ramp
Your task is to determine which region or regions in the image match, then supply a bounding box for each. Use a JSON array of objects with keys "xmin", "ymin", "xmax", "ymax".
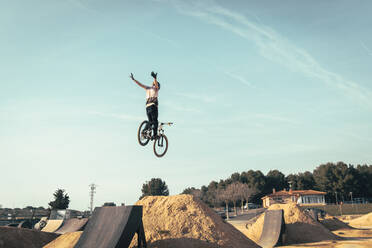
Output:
[
  {"xmin": 42, "ymin": 220, "xmax": 64, "ymax": 233},
  {"xmin": 55, "ymin": 218, "xmax": 88, "ymax": 234},
  {"xmin": 74, "ymin": 206, "xmax": 146, "ymax": 248},
  {"xmin": 257, "ymin": 210, "xmax": 285, "ymax": 248}
]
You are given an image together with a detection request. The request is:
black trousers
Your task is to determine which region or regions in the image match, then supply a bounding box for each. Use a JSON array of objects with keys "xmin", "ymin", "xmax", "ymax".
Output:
[{"xmin": 146, "ymin": 105, "xmax": 158, "ymax": 137}]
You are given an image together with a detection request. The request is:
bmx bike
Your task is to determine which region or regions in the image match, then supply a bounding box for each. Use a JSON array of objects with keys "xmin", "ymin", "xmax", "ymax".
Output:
[{"xmin": 137, "ymin": 121, "xmax": 173, "ymax": 157}]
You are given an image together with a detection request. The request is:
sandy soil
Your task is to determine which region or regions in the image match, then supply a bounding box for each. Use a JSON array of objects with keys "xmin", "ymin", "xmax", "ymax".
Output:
[
  {"xmin": 41, "ymin": 203, "xmax": 372, "ymax": 248},
  {"xmin": 281, "ymin": 228, "xmax": 372, "ymax": 248},
  {"xmin": 244, "ymin": 203, "xmax": 337, "ymax": 245},
  {"xmin": 277, "ymin": 211, "xmax": 372, "ymax": 247},
  {"xmin": 132, "ymin": 194, "xmax": 260, "ymax": 248},
  {"xmin": 347, "ymin": 212, "xmax": 372, "ymax": 229},
  {"xmin": 43, "ymin": 232, "xmax": 82, "ymax": 248}
]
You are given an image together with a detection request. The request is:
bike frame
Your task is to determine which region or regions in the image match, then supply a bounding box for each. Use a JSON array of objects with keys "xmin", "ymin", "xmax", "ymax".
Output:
[
  {"xmin": 143, "ymin": 122, "xmax": 173, "ymax": 140},
  {"xmin": 158, "ymin": 122, "xmax": 173, "ymax": 134}
]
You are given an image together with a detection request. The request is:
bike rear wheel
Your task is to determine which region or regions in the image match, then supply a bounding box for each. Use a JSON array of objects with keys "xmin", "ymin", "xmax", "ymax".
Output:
[
  {"xmin": 138, "ymin": 121, "xmax": 151, "ymax": 146},
  {"xmin": 153, "ymin": 134, "xmax": 168, "ymax": 157}
]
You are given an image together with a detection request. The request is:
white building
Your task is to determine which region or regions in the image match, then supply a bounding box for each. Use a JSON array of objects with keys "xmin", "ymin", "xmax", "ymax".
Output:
[{"xmin": 262, "ymin": 189, "xmax": 326, "ymax": 208}]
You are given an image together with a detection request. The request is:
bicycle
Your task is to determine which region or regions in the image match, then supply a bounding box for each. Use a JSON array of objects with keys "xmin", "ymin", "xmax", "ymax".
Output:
[{"xmin": 137, "ymin": 121, "xmax": 173, "ymax": 157}]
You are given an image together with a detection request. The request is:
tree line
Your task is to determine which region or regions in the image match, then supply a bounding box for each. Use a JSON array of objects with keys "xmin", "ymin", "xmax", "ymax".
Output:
[
  {"xmin": 45, "ymin": 162, "xmax": 372, "ymax": 211},
  {"xmin": 182, "ymin": 162, "xmax": 372, "ymax": 207}
]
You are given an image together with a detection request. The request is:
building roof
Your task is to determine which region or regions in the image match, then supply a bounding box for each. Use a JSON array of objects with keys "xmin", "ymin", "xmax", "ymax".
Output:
[{"xmin": 261, "ymin": 189, "xmax": 326, "ymax": 200}]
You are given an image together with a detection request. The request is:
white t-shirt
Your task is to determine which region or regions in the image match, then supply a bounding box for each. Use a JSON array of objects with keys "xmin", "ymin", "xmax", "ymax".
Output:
[{"xmin": 146, "ymin": 85, "xmax": 159, "ymax": 107}]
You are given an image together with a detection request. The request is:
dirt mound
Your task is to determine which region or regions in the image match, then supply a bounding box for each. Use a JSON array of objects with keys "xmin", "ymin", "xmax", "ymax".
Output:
[
  {"xmin": 132, "ymin": 194, "xmax": 260, "ymax": 248},
  {"xmin": 348, "ymin": 212, "xmax": 372, "ymax": 228},
  {"xmin": 43, "ymin": 231, "xmax": 82, "ymax": 248},
  {"xmin": 0, "ymin": 226, "xmax": 58, "ymax": 248},
  {"xmin": 245, "ymin": 203, "xmax": 338, "ymax": 245},
  {"xmin": 321, "ymin": 217, "xmax": 354, "ymax": 231},
  {"xmin": 338, "ymin": 215, "xmax": 362, "ymax": 221}
]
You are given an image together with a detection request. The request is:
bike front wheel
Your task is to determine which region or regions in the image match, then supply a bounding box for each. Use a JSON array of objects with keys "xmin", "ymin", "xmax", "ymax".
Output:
[
  {"xmin": 138, "ymin": 121, "xmax": 150, "ymax": 146},
  {"xmin": 153, "ymin": 134, "xmax": 168, "ymax": 157}
]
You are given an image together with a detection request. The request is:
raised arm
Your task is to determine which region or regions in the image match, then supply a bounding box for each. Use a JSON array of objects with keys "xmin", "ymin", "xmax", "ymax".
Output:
[
  {"xmin": 130, "ymin": 73, "xmax": 148, "ymax": 89},
  {"xmin": 151, "ymin": 71, "xmax": 159, "ymax": 89}
]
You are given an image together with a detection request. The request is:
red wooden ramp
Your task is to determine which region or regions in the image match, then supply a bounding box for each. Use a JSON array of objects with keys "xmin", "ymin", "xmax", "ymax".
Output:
[
  {"xmin": 257, "ymin": 210, "xmax": 285, "ymax": 248},
  {"xmin": 74, "ymin": 206, "xmax": 146, "ymax": 248}
]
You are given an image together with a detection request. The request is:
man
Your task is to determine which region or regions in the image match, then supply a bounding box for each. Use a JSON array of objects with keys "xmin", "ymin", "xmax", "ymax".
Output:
[{"xmin": 130, "ymin": 71, "xmax": 160, "ymax": 139}]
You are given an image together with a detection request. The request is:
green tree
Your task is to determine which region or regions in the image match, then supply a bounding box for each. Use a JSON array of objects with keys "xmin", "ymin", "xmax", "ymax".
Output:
[
  {"xmin": 230, "ymin": 172, "xmax": 241, "ymax": 182},
  {"xmin": 103, "ymin": 202, "xmax": 116, "ymax": 206},
  {"xmin": 140, "ymin": 178, "xmax": 169, "ymax": 199},
  {"xmin": 297, "ymin": 171, "xmax": 316, "ymax": 189},
  {"xmin": 286, "ymin": 171, "xmax": 315, "ymax": 190},
  {"xmin": 182, "ymin": 187, "xmax": 202, "ymax": 199},
  {"xmin": 48, "ymin": 189, "xmax": 70, "ymax": 210},
  {"xmin": 313, "ymin": 162, "xmax": 360, "ymax": 202},
  {"xmin": 241, "ymin": 170, "xmax": 266, "ymax": 203},
  {"xmin": 286, "ymin": 174, "xmax": 299, "ymax": 189},
  {"xmin": 201, "ymin": 181, "xmax": 219, "ymax": 207},
  {"xmin": 264, "ymin": 170, "xmax": 287, "ymax": 194},
  {"xmin": 356, "ymin": 164, "xmax": 372, "ymax": 197}
]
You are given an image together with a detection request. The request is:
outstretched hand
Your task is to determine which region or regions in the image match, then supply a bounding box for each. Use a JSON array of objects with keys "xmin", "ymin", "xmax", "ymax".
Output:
[
  {"xmin": 151, "ymin": 71, "xmax": 157, "ymax": 79},
  {"xmin": 130, "ymin": 73, "xmax": 134, "ymax": 80}
]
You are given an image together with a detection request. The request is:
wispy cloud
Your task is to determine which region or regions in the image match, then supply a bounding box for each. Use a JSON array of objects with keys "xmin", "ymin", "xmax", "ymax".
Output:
[
  {"xmin": 224, "ymin": 71, "xmax": 253, "ymax": 87},
  {"xmin": 89, "ymin": 111, "xmax": 143, "ymax": 121},
  {"xmin": 361, "ymin": 41, "xmax": 372, "ymax": 56},
  {"xmin": 163, "ymin": 0, "xmax": 372, "ymax": 107}
]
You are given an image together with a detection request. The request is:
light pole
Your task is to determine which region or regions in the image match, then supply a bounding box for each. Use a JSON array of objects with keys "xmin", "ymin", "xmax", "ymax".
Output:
[
  {"xmin": 89, "ymin": 184, "xmax": 97, "ymax": 214},
  {"xmin": 350, "ymin": 192, "xmax": 354, "ymax": 213}
]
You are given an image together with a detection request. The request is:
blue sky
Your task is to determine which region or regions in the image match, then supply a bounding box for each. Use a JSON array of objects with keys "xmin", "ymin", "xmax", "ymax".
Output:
[{"xmin": 1, "ymin": 0, "xmax": 371, "ymax": 210}]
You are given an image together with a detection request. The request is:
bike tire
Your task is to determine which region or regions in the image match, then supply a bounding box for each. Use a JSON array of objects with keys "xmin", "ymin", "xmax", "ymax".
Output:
[
  {"xmin": 138, "ymin": 120, "xmax": 150, "ymax": 146},
  {"xmin": 153, "ymin": 134, "xmax": 168, "ymax": 157}
]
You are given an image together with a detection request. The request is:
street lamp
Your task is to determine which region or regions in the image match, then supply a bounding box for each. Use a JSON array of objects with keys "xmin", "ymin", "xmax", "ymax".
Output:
[{"xmin": 335, "ymin": 192, "xmax": 338, "ymax": 205}]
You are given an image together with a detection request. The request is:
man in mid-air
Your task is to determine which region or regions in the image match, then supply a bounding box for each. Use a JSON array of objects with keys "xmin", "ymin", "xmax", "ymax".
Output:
[{"xmin": 130, "ymin": 71, "xmax": 160, "ymax": 140}]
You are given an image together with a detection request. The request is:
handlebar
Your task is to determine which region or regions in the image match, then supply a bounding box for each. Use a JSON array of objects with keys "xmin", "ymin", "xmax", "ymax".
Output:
[{"xmin": 160, "ymin": 122, "xmax": 173, "ymax": 126}]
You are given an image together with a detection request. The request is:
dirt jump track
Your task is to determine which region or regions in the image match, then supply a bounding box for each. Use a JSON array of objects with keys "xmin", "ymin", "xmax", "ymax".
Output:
[
  {"xmin": 0, "ymin": 226, "xmax": 58, "ymax": 248},
  {"xmin": 74, "ymin": 205, "xmax": 146, "ymax": 248},
  {"xmin": 257, "ymin": 210, "xmax": 285, "ymax": 248},
  {"xmin": 55, "ymin": 218, "xmax": 88, "ymax": 234}
]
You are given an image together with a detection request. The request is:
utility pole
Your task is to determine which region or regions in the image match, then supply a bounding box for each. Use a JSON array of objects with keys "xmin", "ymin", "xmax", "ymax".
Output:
[
  {"xmin": 350, "ymin": 192, "xmax": 354, "ymax": 213},
  {"xmin": 89, "ymin": 184, "xmax": 97, "ymax": 214}
]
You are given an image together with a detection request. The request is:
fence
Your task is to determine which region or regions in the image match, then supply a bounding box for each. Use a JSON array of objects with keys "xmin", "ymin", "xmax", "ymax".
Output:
[{"xmin": 299, "ymin": 203, "xmax": 372, "ymax": 216}]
